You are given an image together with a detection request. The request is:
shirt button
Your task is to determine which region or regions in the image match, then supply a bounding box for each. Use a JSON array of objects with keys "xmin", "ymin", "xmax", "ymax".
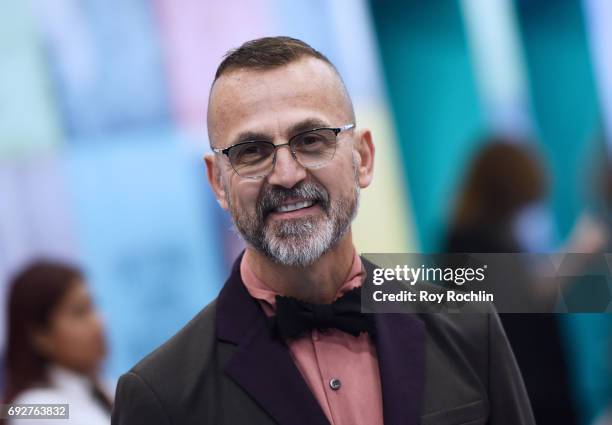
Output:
[{"xmin": 329, "ymin": 378, "xmax": 341, "ymax": 391}]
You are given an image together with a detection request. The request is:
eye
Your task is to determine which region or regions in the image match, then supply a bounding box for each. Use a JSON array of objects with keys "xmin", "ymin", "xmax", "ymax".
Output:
[
  {"xmin": 295, "ymin": 133, "xmax": 327, "ymax": 151},
  {"xmin": 232, "ymin": 142, "xmax": 272, "ymax": 165},
  {"xmin": 242, "ymin": 145, "xmax": 262, "ymax": 155},
  {"xmin": 303, "ymin": 136, "xmax": 322, "ymax": 145}
]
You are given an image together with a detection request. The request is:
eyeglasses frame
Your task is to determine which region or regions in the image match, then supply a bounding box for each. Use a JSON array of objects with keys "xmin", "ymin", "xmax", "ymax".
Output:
[{"xmin": 212, "ymin": 123, "xmax": 355, "ymax": 179}]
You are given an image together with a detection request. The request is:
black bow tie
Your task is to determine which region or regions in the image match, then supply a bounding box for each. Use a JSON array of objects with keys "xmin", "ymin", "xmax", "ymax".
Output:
[{"xmin": 271, "ymin": 286, "xmax": 376, "ymax": 340}]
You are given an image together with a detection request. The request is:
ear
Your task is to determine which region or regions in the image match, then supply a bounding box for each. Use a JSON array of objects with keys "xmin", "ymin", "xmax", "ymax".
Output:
[
  {"xmin": 205, "ymin": 154, "xmax": 229, "ymax": 210},
  {"xmin": 352, "ymin": 129, "xmax": 375, "ymax": 188}
]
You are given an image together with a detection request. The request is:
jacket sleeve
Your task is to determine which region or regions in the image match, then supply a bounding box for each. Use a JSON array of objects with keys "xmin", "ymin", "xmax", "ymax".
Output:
[
  {"xmin": 111, "ymin": 372, "xmax": 171, "ymax": 425},
  {"xmin": 488, "ymin": 310, "xmax": 536, "ymax": 425}
]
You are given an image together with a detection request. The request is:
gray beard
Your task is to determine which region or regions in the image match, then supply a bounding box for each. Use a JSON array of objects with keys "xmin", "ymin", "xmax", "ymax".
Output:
[{"xmin": 228, "ymin": 180, "xmax": 359, "ymax": 267}]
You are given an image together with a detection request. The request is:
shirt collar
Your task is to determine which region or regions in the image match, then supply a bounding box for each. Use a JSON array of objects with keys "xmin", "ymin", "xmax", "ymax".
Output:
[{"xmin": 240, "ymin": 249, "xmax": 365, "ymax": 311}]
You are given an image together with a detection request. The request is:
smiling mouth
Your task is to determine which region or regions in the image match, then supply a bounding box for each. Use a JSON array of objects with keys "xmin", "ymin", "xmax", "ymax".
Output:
[{"xmin": 274, "ymin": 200, "xmax": 315, "ymax": 213}]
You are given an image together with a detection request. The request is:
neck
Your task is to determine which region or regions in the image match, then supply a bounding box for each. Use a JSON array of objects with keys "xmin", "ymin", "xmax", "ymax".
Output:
[
  {"xmin": 51, "ymin": 363, "xmax": 97, "ymax": 380},
  {"xmin": 245, "ymin": 230, "xmax": 356, "ymax": 304}
]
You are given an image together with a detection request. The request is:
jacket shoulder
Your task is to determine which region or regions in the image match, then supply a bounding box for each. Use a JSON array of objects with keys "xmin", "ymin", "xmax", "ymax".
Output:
[
  {"xmin": 129, "ymin": 299, "xmax": 218, "ymax": 392},
  {"xmin": 112, "ymin": 300, "xmax": 223, "ymax": 424}
]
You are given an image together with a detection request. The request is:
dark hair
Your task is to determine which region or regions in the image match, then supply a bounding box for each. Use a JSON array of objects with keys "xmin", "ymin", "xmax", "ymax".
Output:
[
  {"xmin": 208, "ymin": 36, "xmax": 355, "ymax": 150},
  {"xmin": 2, "ymin": 261, "xmax": 83, "ymax": 405},
  {"xmin": 214, "ymin": 36, "xmax": 336, "ymax": 81},
  {"xmin": 453, "ymin": 137, "xmax": 547, "ymax": 227}
]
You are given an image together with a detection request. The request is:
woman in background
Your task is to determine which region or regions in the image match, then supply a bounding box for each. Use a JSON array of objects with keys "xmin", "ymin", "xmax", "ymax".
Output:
[
  {"xmin": 1, "ymin": 261, "xmax": 111, "ymax": 425},
  {"xmin": 444, "ymin": 138, "xmax": 578, "ymax": 425}
]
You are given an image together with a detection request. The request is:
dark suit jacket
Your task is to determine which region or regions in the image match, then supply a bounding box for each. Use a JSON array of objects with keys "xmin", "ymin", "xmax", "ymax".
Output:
[{"xmin": 112, "ymin": 254, "xmax": 535, "ymax": 425}]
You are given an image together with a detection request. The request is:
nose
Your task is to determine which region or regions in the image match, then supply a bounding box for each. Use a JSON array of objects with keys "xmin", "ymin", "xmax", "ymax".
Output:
[{"xmin": 266, "ymin": 145, "xmax": 307, "ymax": 188}]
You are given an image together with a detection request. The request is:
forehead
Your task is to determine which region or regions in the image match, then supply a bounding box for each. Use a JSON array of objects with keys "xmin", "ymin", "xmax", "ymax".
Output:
[{"xmin": 208, "ymin": 58, "xmax": 350, "ymax": 147}]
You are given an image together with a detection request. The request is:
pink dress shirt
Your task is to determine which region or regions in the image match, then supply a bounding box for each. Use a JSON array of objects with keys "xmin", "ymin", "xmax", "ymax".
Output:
[{"xmin": 240, "ymin": 250, "xmax": 384, "ymax": 425}]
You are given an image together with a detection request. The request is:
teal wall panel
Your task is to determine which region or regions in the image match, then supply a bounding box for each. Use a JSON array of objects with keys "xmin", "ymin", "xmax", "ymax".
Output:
[
  {"xmin": 516, "ymin": 0, "xmax": 600, "ymax": 238},
  {"xmin": 368, "ymin": 0, "xmax": 484, "ymax": 252}
]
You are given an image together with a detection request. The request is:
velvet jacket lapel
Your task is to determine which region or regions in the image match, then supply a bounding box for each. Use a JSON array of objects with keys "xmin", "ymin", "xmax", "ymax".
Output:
[
  {"xmin": 215, "ymin": 253, "xmax": 426, "ymax": 425},
  {"xmin": 216, "ymin": 253, "xmax": 330, "ymax": 425},
  {"xmin": 362, "ymin": 259, "xmax": 427, "ymax": 425}
]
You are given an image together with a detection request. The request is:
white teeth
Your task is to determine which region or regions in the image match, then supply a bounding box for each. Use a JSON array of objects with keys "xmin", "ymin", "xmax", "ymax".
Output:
[{"xmin": 276, "ymin": 200, "xmax": 314, "ymax": 213}]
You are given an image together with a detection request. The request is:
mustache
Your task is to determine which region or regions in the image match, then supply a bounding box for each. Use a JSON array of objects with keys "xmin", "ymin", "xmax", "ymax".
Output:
[{"xmin": 256, "ymin": 182, "xmax": 330, "ymax": 219}]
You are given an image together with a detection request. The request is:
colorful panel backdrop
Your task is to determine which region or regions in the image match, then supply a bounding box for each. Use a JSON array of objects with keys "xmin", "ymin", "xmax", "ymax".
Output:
[
  {"xmin": 0, "ymin": 0, "xmax": 413, "ymax": 384},
  {"xmin": 1, "ymin": 1, "xmax": 611, "ymax": 422}
]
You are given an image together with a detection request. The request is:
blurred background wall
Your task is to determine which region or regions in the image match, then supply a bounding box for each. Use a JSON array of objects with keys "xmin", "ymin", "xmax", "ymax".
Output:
[{"xmin": 1, "ymin": 0, "xmax": 611, "ymax": 424}]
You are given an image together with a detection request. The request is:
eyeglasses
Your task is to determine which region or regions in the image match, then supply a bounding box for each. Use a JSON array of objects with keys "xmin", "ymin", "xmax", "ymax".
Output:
[{"xmin": 212, "ymin": 124, "xmax": 355, "ymax": 179}]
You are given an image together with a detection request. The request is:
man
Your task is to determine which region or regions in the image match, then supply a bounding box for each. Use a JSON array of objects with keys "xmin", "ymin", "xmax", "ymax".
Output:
[{"xmin": 112, "ymin": 37, "xmax": 534, "ymax": 425}]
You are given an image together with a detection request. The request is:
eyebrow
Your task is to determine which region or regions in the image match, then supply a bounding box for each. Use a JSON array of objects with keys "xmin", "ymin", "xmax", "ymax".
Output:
[{"xmin": 231, "ymin": 118, "xmax": 331, "ymax": 145}]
